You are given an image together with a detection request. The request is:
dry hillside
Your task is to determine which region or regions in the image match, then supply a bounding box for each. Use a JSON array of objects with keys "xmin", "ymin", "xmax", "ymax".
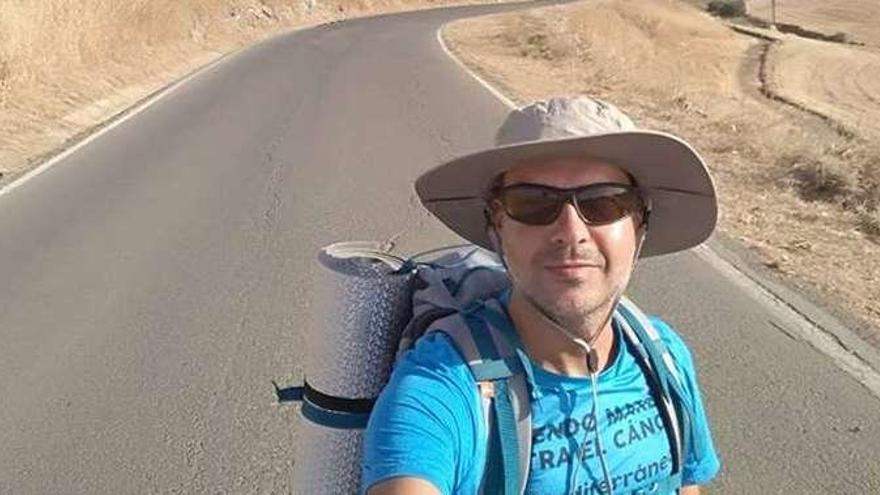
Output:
[
  {"xmin": 0, "ymin": 0, "xmax": 494, "ymax": 181},
  {"xmin": 443, "ymin": 0, "xmax": 880, "ymax": 341}
]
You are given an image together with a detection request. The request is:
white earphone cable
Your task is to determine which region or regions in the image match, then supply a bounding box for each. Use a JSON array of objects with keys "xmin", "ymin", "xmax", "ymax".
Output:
[{"xmin": 487, "ymin": 207, "xmax": 649, "ymax": 495}]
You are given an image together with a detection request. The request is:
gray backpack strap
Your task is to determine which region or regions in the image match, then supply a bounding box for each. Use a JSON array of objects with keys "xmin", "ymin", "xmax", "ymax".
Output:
[
  {"xmin": 428, "ymin": 301, "xmax": 532, "ymax": 495},
  {"xmin": 478, "ymin": 299, "xmax": 533, "ymax": 495},
  {"xmin": 618, "ymin": 296, "xmax": 684, "ymax": 385},
  {"xmin": 614, "ymin": 296, "xmax": 688, "ymax": 488}
]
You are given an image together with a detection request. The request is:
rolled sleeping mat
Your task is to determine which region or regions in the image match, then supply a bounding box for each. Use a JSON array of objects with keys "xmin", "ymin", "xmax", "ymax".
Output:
[{"xmin": 294, "ymin": 242, "xmax": 415, "ymax": 494}]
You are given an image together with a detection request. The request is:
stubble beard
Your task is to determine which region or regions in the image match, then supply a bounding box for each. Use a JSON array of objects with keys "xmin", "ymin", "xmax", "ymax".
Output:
[
  {"xmin": 519, "ymin": 244, "xmax": 630, "ymax": 339},
  {"xmin": 525, "ymin": 278, "xmax": 624, "ymax": 340}
]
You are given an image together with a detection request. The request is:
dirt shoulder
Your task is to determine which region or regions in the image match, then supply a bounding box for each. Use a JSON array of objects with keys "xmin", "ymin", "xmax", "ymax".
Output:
[
  {"xmin": 441, "ymin": 0, "xmax": 880, "ymax": 344},
  {"xmin": 0, "ymin": 0, "xmax": 508, "ymax": 186}
]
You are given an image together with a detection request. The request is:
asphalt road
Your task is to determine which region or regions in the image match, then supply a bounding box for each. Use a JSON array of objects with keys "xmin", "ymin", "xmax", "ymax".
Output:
[{"xmin": 1, "ymin": 3, "xmax": 879, "ymax": 493}]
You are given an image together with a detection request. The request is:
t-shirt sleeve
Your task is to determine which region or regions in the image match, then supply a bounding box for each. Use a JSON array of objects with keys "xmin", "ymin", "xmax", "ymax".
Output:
[
  {"xmin": 361, "ymin": 332, "xmax": 484, "ymax": 495},
  {"xmin": 649, "ymin": 316, "xmax": 721, "ymax": 486}
]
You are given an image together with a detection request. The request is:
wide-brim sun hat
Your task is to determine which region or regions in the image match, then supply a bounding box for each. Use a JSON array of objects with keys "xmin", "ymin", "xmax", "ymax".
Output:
[{"xmin": 414, "ymin": 96, "xmax": 717, "ymax": 258}]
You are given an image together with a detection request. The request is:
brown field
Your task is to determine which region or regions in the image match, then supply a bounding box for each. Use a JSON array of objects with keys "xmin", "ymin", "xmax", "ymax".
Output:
[
  {"xmin": 769, "ymin": 37, "xmax": 880, "ymax": 140},
  {"xmin": 747, "ymin": 0, "xmax": 880, "ymax": 47},
  {"xmin": 443, "ymin": 0, "xmax": 880, "ymax": 342},
  {"xmin": 745, "ymin": 0, "xmax": 880, "ymax": 141},
  {"xmin": 0, "ymin": 0, "xmax": 496, "ymax": 181}
]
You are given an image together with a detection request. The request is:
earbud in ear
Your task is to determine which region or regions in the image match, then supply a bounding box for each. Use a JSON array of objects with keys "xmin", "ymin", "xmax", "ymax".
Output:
[
  {"xmin": 484, "ymin": 207, "xmax": 501, "ymax": 251},
  {"xmin": 489, "ymin": 228, "xmax": 500, "ymax": 252}
]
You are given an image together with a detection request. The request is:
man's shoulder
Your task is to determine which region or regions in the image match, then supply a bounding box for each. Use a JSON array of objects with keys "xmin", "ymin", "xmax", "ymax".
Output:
[
  {"xmin": 388, "ymin": 325, "xmax": 478, "ymax": 394},
  {"xmin": 406, "ymin": 307, "xmax": 502, "ymax": 373},
  {"xmin": 364, "ymin": 323, "xmax": 486, "ymax": 495},
  {"xmin": 404, "ymin": 328, "xmax": 468, "ymax": 369},
  {"xmin": 369, "ymin": 327, "xmax": 482, "ymax": 434}
]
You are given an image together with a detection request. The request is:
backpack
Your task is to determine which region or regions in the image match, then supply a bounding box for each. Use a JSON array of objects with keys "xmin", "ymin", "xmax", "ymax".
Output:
[{"xmin": 277, "ymin": 244, "xmax": 696, "ymax": 494}]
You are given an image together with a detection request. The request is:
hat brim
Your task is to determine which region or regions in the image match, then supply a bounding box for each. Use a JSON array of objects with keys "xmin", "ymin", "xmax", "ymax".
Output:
[{"xmin": 415, "ymin": 130, "xmax": 717, "ymax": 257}]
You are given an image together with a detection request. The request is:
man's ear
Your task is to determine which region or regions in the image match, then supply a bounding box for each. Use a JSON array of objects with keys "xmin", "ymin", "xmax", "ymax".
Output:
[
  {"xmin": 484, "ymin": 202, "xmax": 503, "ymax": 251},
  {"xmin": 485, "ymin": 199, "xmax": 504, "ymax": 230}
]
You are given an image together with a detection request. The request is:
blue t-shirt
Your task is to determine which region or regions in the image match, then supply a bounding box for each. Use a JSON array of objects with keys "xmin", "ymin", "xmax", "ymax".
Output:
[{"xmin": 362, "ymin": 298, "xmax": 720, "ymax": 494}]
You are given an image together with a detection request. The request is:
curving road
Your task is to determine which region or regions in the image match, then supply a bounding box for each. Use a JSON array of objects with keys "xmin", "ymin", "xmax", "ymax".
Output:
[{"xmin": 1, "ymin": 3, "xmax": 879, "ymax": 493}]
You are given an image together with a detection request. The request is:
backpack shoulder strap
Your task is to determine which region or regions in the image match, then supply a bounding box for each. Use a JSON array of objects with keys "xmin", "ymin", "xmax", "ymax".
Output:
[
  {"xmin": 615, "ymin": 296, "xmax": 692, "ymax": 482},
  {"xmin": 428, "ymin": 300, "xmax": 532, "ymax": 495}
]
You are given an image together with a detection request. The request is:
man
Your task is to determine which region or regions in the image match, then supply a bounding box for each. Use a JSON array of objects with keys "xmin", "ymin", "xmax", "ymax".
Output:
[{"xmin": 362, "ymin": 96, "xmax": 721, "ymax": 494}]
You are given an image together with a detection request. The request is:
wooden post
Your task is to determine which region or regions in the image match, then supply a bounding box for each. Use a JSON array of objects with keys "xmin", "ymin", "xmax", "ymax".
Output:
[{"xmin": 771, "ymin": 0, "xmax": 777, "ymax": 26}]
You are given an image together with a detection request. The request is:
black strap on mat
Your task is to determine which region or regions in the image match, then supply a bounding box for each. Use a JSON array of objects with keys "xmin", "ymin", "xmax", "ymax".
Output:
[{"xmin": 273, "ymin": 379, "xmax": 376, "ymax": 414}]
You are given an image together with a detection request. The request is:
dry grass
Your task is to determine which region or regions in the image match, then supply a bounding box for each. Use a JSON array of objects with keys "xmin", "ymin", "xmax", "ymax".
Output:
[
  {"xmin": 854, "ymin": 157, "xmax": 880, "ymax": 238},
  {"xmin": 0, "ymin": 0, "xmax": 494, "ymax": 178},
  {"xmin": 443, "ymin": 0, "xmax": 880, "ymax": 339},
  {"xmin": 857, "ymin": 208, "xmax": 880, "ymax": 237},
  {"xmin": 784, "ymin": 153, "xmax": 858, "ymax": 203},
  {"xmin": 1, "ymin": 1, "xmax": 229, "ymax": 172},
  {"xmin": 859, "ymin": 158, "xmax": 880, "ymax": 208},
  {"xmin": 762, "ymin": 36, "xmax": 880, "ymax": 238}
]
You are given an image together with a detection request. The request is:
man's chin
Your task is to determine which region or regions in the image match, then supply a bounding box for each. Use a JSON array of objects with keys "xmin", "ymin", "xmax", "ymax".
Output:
[
  {"xmin": 539, "ymin": 289, "xmax": 592, "ymax": 313},
  {"xmin": 535, "ymin": 284, "xmax": 612, "ymax": 315}
]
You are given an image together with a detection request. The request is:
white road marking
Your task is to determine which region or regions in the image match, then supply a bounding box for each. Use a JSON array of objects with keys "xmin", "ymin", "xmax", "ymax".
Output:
[
  {"xmin": 693, "ymin": 244, "xmax": 880, "ymax": 399},
  {"xmin": 436, "ymin": 25, "xmax": 518, "ymax": 110}
]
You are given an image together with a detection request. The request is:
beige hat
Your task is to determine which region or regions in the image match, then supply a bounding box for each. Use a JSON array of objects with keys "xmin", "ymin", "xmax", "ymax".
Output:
[{"xmin": 414, "ymin": 96, "xmax": 717, "ymax": 257}]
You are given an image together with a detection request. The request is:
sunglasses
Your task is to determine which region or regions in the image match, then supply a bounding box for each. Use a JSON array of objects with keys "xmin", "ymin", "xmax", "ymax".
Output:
[{"xmin": 493, "ymin": 182, "xmax": 648, "ymax": 226}]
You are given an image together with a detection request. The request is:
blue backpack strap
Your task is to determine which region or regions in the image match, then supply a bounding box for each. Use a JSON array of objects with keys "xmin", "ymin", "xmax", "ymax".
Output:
[
  {"xmin": 622, "ymin": 299, "xmax": 695, "ymax": 469},
  {"xmin": 615, "ymin": 297, "xmax": 691, "ymax": 487},
  {"xmin": 472, "ymin": 300, "xmax": 534, "ymax": 495},
  {"xmin": 621, "ymin": 301, "xmax": 706, "ymax": 469},
  {"xmin": 432, "ymin": 302, "xmax": 531, "ymax": 495}
]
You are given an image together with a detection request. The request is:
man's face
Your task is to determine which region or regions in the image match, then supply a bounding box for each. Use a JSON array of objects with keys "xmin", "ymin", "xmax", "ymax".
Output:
[{"xmin": 490, "ymin": 157, "xmax": 643, "ymax": 323}]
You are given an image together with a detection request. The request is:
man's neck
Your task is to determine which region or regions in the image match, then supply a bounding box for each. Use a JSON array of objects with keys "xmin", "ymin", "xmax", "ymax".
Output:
[{"xmin": 507, "ymin": 289, "xmax": 617, "ymax": 377}]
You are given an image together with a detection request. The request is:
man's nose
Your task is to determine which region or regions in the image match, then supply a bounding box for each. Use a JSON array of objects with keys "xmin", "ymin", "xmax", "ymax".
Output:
[{"xmin": 550, "ymin": 201, "xmax": 594, "ymax": 245}]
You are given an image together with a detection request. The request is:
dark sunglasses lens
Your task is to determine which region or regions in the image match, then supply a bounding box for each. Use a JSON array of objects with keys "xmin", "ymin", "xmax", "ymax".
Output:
[
  {"xmin": 501, "ymin": 187, "xmax": 562, "ymax": 225},
  {"xmin": 576, "ymin": 188, "xmax": 643, "ymax": 224}
]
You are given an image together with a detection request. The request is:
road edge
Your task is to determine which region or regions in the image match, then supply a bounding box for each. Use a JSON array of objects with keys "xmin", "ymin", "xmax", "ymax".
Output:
[
  {"xmin": 0, "ymin": 1, "xmax": 527, "ymax": 200},
  {"xmin": 0, "ymin": 48, "xmax": 240, "ymax": 200}
]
